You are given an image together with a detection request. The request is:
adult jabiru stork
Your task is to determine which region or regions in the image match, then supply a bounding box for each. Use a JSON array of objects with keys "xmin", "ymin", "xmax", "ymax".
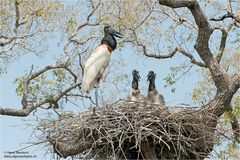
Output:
[
  {"xmin": 146, "ymin": 71, "xmax": 165, "ymax": 105},
  {"xmin": 82, "ymin": 25, "xmax": 123, "ymax": 108},
  {"xmin": 127, "ymin": 70, "xmax": 145, "ymax": 103}
]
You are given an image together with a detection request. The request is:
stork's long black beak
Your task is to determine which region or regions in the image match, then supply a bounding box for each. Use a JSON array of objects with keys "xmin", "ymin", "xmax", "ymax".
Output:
[
  {"xmin": 136, "ymin": 71, "xmax": 141, "ymax": 80},
  {"xmin": 147, "ymin": 71, "xmax": 155, "ymax": 81},
  {"xmin": 109, "ymin": 28, "xmax": 124, "ymax": 38},
  {"xmin": 147, "ymin": 72, "xmax": 152, "ymax": 81},
  {"xmin": 147, "ymin": 72, "xmax": 151, "ymax": 79}
]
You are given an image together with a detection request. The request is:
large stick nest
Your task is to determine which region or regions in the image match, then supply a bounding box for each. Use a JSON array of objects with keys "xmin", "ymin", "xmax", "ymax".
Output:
[{"xmin": 39, "ymin": 101, "xmax": 218, "ymax": 159}]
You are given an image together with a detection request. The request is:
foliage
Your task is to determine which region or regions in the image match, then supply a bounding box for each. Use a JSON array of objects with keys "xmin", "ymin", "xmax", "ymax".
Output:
[{"xmin": 0, "ymin": 0, "xmax": 62, "ymax": 71}]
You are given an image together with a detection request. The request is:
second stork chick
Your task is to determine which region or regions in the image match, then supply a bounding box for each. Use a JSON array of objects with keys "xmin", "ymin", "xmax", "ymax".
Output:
[
  {"xmin": 147, "ymin": 71, "xmax": 165, "ymax": 105},
  {"xmin": 127, "ymin": 70, "xmax": 145, "ymax": 103}
]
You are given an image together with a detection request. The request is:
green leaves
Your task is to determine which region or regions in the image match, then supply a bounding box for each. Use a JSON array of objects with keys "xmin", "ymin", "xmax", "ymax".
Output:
[
  {"xmin": 217, "ymin": 141, "xmax": 239, "ymax": 159},
  {"xmin": 43, "ymin": 93, "xmax": 55, "ymax": 100},
  {"xmin": 163, "ymin": 76, "xmax": 175, "ymax": 87},
  {"xmin": 163, "ymin": 63, "xmax": 189, "ymax": 93},
  {"xmin": 35, "ymin": 9, "xmax": 45, "ymax": 16},
  {"xmin": 67, "ymin": 19, "xmax": 77, "ymax": 27},
  {"xmin": 53, "ymin": 69, "xmax": 65, "ymax": 82},
  {"xmin": 14, "ymin": 77, "xmax": 25, "ymax": 96},
  {"xmin": 13, "ymin": 68, "xmax": 66, "ymax": 98}
]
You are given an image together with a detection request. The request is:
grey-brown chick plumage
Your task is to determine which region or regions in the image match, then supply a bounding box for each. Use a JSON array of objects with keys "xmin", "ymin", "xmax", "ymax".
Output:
[
  {"xmin": 146, "ymin": 71, "xmax": 165, "ymax": 105},
  {"xmin": 127, "ymin": 70, "xmax": 145, "ymax": 103}
]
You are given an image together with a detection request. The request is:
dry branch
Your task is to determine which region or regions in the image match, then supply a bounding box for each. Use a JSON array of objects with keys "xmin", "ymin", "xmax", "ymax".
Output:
[{"xmin": 211, "ymin": 26, "xmax": 228, "ymax": 63}]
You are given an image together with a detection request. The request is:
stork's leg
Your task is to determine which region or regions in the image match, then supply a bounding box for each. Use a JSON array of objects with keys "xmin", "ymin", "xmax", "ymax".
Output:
[
  {"xmin": 93, "ymin": 80, "xmax": 100, "ymax": 115},
  {"xmin": 100, "ymin": 88, "xmax": 105, "ymax": 106},
  {"xmin": 95, "ymin": 83, "xmax": 99, "ymax": 107}
]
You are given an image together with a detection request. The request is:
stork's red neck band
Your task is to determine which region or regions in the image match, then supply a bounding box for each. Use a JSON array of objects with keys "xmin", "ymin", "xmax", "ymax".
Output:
[{"xmin": 101, "ymin": 44, "xmax": 113, "ymax": 53}]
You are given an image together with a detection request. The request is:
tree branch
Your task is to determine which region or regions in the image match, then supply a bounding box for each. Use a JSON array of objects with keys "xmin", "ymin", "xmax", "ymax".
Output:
[
  {"xmin": 26, "ymin": 62, "xmax": 70, "ymax": 84},
  {"xmin": 63, "ymin": 2, "xmax": 101, "ymax": 55},
  {"xmin": 125, "ymin": 39, "xmax": 206, "ymax": 68},
  {"xmin": 204, "ymin": 72, "xmax": 239, "ymax": 119},
  {"xmin": 162, "ymin": 8, "xmax": 198, "ymax": 29},
  {"xmin": 157, "ymin": 0, "xmax": 195, "ymax": 8},
  {"xmin": 210, "ymin": 10, "xmax": 240, "ymax": 24},
  {"xmin": 0, "ymin": 0, "xmax": 21, "ymax": 47},
  {"xmin": 20, "ymin": 61, "xmax": 70, "ymax": 108},
  {"xmin": 0, "ymin": 82, "xmax": 81, "ymax": 117},
  {"xmin": 14, "ymin": 0, "xmax": 20, "ymax": 35},
  {"xmin": 0, "ymin": 37, "xmax": 15, "ymax": 47},
  {"xmin": 210, "ymin": 12, "xmax": 234, "ymax": 21},
  {"xmin": 0, "ymin": 59, "xmax": 85, "ymax": 117},
  {"xmin": 231, "ymin": 73, "xmax": 240, "ymax": 94},
  {"xmin": 210, "ymin": 9, "xmax": 240, "ymax": 31},
  {"xmin": 158, "ymin": 0, "xmax": 229, "ymax": 92},
  {"xmin": 211, "ymin": 26, "xmax": 228, "ymax": 63}
]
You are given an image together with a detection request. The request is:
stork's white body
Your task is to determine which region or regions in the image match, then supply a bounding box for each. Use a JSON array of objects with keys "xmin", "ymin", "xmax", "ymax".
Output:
[{"xmin": 82, "ymin": 45, "xmax": 111, "ymax": 93}]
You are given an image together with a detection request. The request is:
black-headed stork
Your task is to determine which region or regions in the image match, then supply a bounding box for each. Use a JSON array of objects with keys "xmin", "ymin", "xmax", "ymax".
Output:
[
  {"xmin": 146, "ymin": 71, "xmax": 165, "ymax": 105},
  {"xmin": 82, "ymin": 25, "xmax": 123, "ymax": 108},
  {"xmin": 127, "ymin": 70, "xmax": 145, "ymax": 103}
]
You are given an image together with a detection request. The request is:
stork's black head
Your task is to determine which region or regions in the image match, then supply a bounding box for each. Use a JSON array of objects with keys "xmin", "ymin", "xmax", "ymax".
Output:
[
  {"xmin": 104, "ymin": 25, "xmax": 123, "ymax": 38},
  {"xmin": 132, "ymin": 70, "xmax": 140, "ymax": 90},
  {"xmin": 132, "ymin": 70, "xmax": 140, "ymax": 81},
  {"xmin": 101, "ymin": 25, "xmax": 123, "ymax": 51},
  {"xmin": 147, "ymin": 71, "xmax": 156, "ymax": 91}
]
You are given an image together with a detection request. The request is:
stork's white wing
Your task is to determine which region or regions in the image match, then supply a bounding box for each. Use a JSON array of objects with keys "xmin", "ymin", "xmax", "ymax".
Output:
[{"xmin": 82, "ymin": 45, "xmax": 111, "ymax": 93}]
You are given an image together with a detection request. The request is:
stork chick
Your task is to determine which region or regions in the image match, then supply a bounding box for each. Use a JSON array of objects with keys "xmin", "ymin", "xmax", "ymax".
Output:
[
  {"xmin": 81, "ymin": 25, "xmax": 123, "ymax": 109},
  {"xmin": 127, "ymin": 70, "xmax": 145, "ymax": 103},
  {"xmin": 147, "ymin": 71, "xmax": 165, "ymax": 105}
]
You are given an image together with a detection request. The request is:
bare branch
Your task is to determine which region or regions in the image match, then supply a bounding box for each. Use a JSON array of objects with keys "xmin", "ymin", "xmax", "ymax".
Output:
[
  {"xmin": 65, "ymin": 93, "xmax": 95, "ymax": 104},
  {"xmin": 210, "ymin": 12, "xmax": 234, "ymax": 21},
  {"xmin": 210, "ymin": 9, "xmax": 240, "ymax": 31},
  {"xmin": 70, "ymin": 36, "xmax": 97, "ymax": 46},
  {"xmin": 64, "ymin": 67, "xmax": 77, "ymax": 83},
  {"xmin": 0, "ymin": 30, "xmax": 47, "ymax": 49},
  {"xmin": 14, "ymin": 0, "xmax": 20, "ymax": 35},
  {"xmin": 0, "ymin": 37, "xmax": 15, "ymax": 47},
  {"xmin": 158, "ymin": 0, "xmax": 195, "ymax": 8},
  {"xmin": 228, "ymin": 0, "xmax": 233, "ymax": 13},
  {"xmin": 210, "ymin": 9, "xmax": 240, "ymax": 24},
  {"xmin": 231, "ymin": 73, "xmax": 240, "ymax": 94},
  {"xmin": 135, "ymin": 9, "xmax": 153, "ymax": 30},
  {"xmin": 162, "ymin": 8, "xmax": 198, "ymax": 29},
  {"xmin": 64, "ymin": 2, "xmax": 101, "ymax": 55},
  {"xmin": 211, "ymin": 26, "xmax": 228, "ymax": 63},
  {"xmin": 86, "ymin": 2, "xmax": 101, "ymax": 22},
  {"xmin": 124, "ymin": 39, "xmax": 206, "ymax": 68}
]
